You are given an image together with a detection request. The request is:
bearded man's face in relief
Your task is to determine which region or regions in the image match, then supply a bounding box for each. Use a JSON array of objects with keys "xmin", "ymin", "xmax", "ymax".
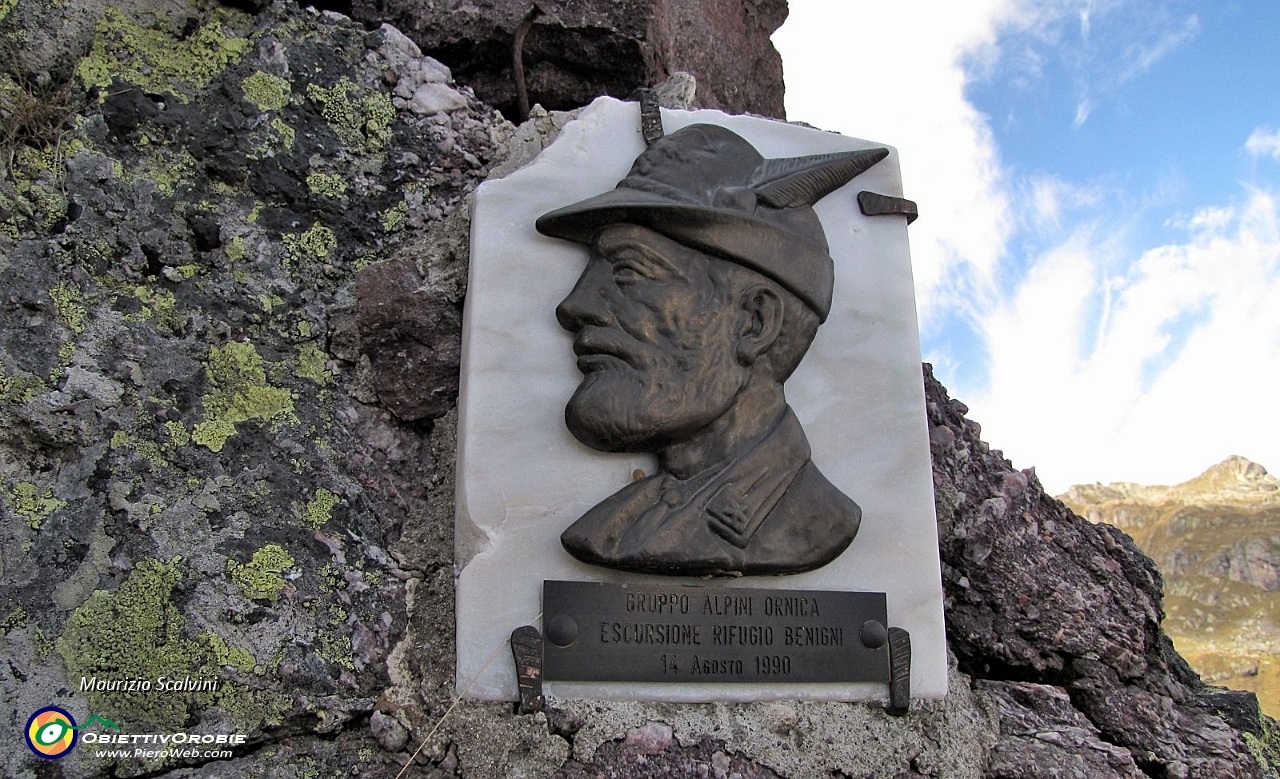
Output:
[{"xmin": 554, "ymin": 224, "xmax": 754, "ymax": 454}]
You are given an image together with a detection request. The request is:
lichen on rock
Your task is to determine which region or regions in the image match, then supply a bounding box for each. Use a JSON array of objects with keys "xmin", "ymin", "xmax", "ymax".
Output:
[
  {"xmin": 241, "ymin": 69, "xmax": 291, "ymax": 112},
  {"xmin": 227, "ymin": 543, "xmax": 295, "ymax": 602},
  {"xmin": 302, "ymin": 487, "xmax": 341, "ymax": 529},
  {"xmin": 55, "ymin": 556, "xmax": 286, "ymax": 739},
  {"xmin": 3, "ymin": 480, "xmax": 65, "ymax": 529},
  {"xmin": 192, "ymin": 341, "xmax": 295, "ymax": 453},
  {"xmin": 306, "ymin": 76, "xmax": 396, "ymax": 152},
  {"xmin": 76, "ymin": 6, "xmax": 251, "ymax": 102},
  {"xmin": 1, "ymin": 3, "xmax": 509, "ymax": 773}
]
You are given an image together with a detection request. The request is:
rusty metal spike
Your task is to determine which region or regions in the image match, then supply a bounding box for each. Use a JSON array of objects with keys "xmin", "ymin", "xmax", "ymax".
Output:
[
  {"xmin": 510, "ymin": 626, "xmax": 545, "ymax": 714},
  {"xmin": 638, "ymin": 88, "xmax": 664, "ymax": 145}
]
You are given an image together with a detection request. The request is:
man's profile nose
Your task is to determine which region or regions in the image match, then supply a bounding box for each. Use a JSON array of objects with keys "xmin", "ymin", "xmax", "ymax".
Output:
[{"xmin": 556, "ymin": 270, "xmax": 608, "ymax": 332}]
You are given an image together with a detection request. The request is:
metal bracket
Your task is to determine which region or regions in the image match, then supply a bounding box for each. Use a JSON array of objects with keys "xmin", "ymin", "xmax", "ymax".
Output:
[
  {"xmin": 887, "ymin": 627, "xmax": 912, "ymax": 716},
  {"xmin": 858, "ymin": 191, "xmax": 919, "ymax": 224},
  {"xmin": 636, "ymin": 88, "xmax": 664, "ymax": 145},
  {"xmin": 510, "ymin": 626, "xmax": 545, "ymax": 714}
]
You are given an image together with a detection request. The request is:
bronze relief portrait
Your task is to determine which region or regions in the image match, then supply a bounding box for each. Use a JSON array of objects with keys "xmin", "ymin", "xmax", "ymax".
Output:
[{"xmin": 536, "ymin": 123, "xmax": 888, "ymax": 577}]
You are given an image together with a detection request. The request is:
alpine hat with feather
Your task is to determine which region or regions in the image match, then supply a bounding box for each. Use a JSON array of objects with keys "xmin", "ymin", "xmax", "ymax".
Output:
[{"xmin": 535, "ymin": 123, "xmax": 888, "ymax": 322}]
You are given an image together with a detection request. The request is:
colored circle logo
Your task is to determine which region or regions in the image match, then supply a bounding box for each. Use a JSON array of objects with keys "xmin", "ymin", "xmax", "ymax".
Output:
[{"xmin": 25, "ymin": 707, "xmax": 78, "ymax": 759}]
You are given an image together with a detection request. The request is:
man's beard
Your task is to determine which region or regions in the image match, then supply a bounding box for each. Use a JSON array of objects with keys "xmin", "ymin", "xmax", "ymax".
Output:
[{"xmin": 565, "ymin": 355, "xmax": 747, "ymax": 454}]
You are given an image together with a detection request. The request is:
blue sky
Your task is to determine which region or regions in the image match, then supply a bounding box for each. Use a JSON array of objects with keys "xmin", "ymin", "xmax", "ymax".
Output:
[{"xmin": 775, "ymin": 0, "xmax": 1280, "ymax": 492}]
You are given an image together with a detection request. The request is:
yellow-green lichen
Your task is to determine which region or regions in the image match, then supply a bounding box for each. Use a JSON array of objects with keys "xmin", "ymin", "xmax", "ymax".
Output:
[
  {"xmin": 110, "ymin": 427, "xmax": 171, "ymax": 472},
  {"xmin": 318, "ymin": 632, "xmax": 355, "ymax": 670},
  {"xmin": 56, "ymin": 340, "xmax": 77, "ymax": 365},
  {"xmin": 364, "ymin": 92, "xmax": 396, "ymax": 150},
  {"xmin": 380, "ymin": 200, "xmax": 408, "ymax": 232},
  {"xmin": 49, "ymin": 281, "xmax": 88, "ymax": 333},
  {"xmin": 306, "ymin": 172, "xmax": 347, "ymax": 197},
  {"xmin": 224, "ymin": 235, "xmax": 246, "ymax": 262},
  {"xmin": 56, "ymin": 557, "xmax": 195, "ymax": 728},
  {"xmin": 0, "ymin": 0, "xmax": 17, "ymax": 24},
  {"xmin": 301, "ymin": 487, "xmax": 339, "ymax": 529},
  {"xmin": 32, "ymin": 624, "xmax": 53, "ymax": 660},
  {"xmin": 240, "ymin": 70, "xmax": 291, "ymax": 112},
  {"xmin": 354, "ymin": 251, "xmax": 378, "ymax": 272},
  {"xmin": 1, "ymin": 606, "xmax": 29, "ymax": 632},
  {"xmin": 305, "ymin": 78, "xmax": 395, "ymax": 152},
  {"xmin": 191, "ymin": 341, "xmax": 296, "ymax": 452},
  {"xmin": 9, "ymin": 140, "xmax": 90, "ymax": 216},
  {"xmin": 162, "ymin": 420, "xmax": 190, "ymax": 449},
  {"xmin": 268, "ymin": 117, "xmax": 294, "ymax": 149},
  {"xmin": 325, "ymin": 603, "xmax": 346, "ymax": 624},
  {"xmin": 4, "ymin": 481, "xmax": 65, "ymax": 529},
  {"xmin": 18, "ymin": 178, "xmax": 69, "ymax": 231},
  {"xmin": 295, "ymin": 341, "xmax": 330, "ymax": 384},
  {"xmin": 227, "ymin": 544, "xmax": 294, "ymax": 602},
  {"xmin": 283, "ymin": 222, "xmax": 337, "ymax": 268},
  {"xmin": 55, "ymin": 557, "xmax": 287, "ymax": 732},
  {"xmin": 14, "ymin": 137, "xmax": 88, "ymax": 175},
  {"xmin": 124, "ymin": 285, "xmax": 181, "ymax": 332},
  {"xmin": 50, "ymin": 340, "xmax": 77, "ymax": 383},
  {"xmin": 124, "ymin": 147, "xmax": 196, "ymax": 195},
  {"xmin": 202, "ymin": 631, "xmax": 258, "ymax": 675},
  {"xmin": 317, "ymin": 562, "xmax": 342, "ymax": 594},
  {"xmin": 191, "ymin": 419, "xmax": 235, "ymax": 451},
  {"xmin": 76, "ymin": 8, "xmax": 249, "ymax": 103},
  {"xmin": 1245, "ymin": 722, "xmax": 1280, "ymax": 772},
  {"xmin": 256, "ymin": 293, "xmax": 283, "ymax": 314}
]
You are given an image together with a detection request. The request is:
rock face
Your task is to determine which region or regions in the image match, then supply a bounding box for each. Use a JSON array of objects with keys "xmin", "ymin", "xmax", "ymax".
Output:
[
  {"xmin": 347, "ymin": 0, "xmax": 788, "ymax": 121},
  {"xmin": 0, "ymin": 2, "xmax": 1277, "ymax": 778},
  {"xmin": 1062, "ymin": 457, "xmax": 1280, "ymax": 718},
  {"xmin": 926, "ymin": 370, "xmax": 1278, "ymax": 779},
  {"xmin": 0, "ymin": 3, "xmax": 507, "ymax": 776}
]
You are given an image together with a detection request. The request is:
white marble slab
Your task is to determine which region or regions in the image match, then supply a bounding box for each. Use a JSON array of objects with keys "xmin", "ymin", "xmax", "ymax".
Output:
[{"xmin": 456, "ymin": 97, "xmax": 945, "ymax": 702}]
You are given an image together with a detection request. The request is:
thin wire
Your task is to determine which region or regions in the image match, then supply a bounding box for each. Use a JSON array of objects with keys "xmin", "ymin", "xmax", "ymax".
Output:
[{"xmin": 394, "ymin": 612, "xmax": 543, "ymax": 779}]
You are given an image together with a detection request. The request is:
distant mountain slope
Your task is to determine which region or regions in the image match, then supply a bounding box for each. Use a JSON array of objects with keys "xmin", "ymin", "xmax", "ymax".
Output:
[{"xmin": 1061, "ymin": 456, "xmax": 1280, "ymax": 716}]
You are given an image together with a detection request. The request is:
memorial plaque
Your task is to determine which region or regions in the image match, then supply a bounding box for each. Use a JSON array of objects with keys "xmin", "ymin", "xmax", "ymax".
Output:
[
  {"xmin": 542, "ymin": 581, "xmax": 890, "ymax": 684},
  {"xmin": 456, "ymin": 97, "xmax": 947, "ymax": 703}
]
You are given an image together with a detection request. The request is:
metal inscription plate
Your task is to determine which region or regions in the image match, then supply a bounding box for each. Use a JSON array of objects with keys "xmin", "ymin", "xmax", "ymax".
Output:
[{"xmin": 542, "ymin": 580, "xmax": 890, "ymax": 684}]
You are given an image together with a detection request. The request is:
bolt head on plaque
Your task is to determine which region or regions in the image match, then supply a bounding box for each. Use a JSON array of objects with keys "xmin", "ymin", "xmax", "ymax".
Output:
[
  {"xmin": 860, "ymin": 620, "xmax": 888, "ymax": 649},
  {"xmin": 546, "ymin": 614, "xmax": 579, "ymax": 647}
]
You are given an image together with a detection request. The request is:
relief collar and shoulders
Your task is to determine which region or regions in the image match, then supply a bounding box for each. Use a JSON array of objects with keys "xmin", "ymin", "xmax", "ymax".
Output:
[{"xmin": 560, "ymin": 406, "xmax": 861, "ymax": 576}]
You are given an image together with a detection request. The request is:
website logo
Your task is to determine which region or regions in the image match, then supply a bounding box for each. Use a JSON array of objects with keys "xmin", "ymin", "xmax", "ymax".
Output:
[{"xmin": 24, "ymin": 706, "xmax": 77, "ymax": 760}]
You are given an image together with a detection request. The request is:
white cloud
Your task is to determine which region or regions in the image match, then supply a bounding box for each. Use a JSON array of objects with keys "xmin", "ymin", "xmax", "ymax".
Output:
[
  {"xmin": 773, "ymin": 0, "xmax": 1199, "ymax": 332},
  {"xmin": 776, "ymin": 1, "xmax": 1276, "ymax": 493},
  {"xmin": 1073, "ymin": 99, "xmax": 1092, "ymax": 128},
  {"xmin": 970, "ymin": 2, "xmax": 1199, "ymax": 129},
  {"xmin": 1026, "ymin": 174, "xmax": 1103, "ymax": 230},
  {"xmin": 1246, "ymin": 127, "xmax": 1280, "ymax": 161},
  {"xmin": 1117, "ymin": 14, "xmax": 1200, "ymax": 83},
  {"xmin": 773, "ymin": 0, "xmax": 1017, "ymax": 334},
  {"xmin": 970, "ymin": 188, "xmax": 1280, "ymax": 493}
]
